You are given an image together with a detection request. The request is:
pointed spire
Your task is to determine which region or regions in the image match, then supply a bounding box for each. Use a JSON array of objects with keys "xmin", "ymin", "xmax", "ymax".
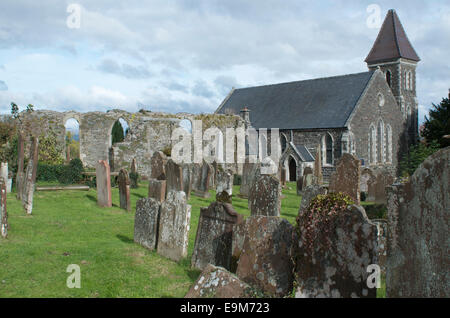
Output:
[{"xmin": 365, "ymin": 9, "xmax": 420, "ymax": 64}]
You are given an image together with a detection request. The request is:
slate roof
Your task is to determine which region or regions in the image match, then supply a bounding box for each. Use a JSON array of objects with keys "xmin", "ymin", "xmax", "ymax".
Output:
[
  {"xmin": 365, "ymin": 9, "xmax": 420, "ymax": 64},
  {"xmin": 216, "ymin": 71, "xmax": 374, "ymax": 130},
  {"xmin": 293, "ymin": 143, "xmax": 315, "ymax": 162}
]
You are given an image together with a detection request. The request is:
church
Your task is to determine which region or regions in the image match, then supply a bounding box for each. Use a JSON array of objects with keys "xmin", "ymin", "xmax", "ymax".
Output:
[{"xmin": 215, "ymin": 9, "xmax": 420, "ymax": 182}]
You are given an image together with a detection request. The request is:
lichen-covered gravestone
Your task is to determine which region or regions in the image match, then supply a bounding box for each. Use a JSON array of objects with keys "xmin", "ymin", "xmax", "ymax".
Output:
[
  {"xmin": 374, "ymin": 172, "xmax": 394, "ymax": 204},
  {"xmin": 0, "ymin": 178, "xmax": 8, "ymax": 238},
  {"xmin": 386, "ymin": 147, "xmax": 449, "ymax": 298},
  {"xmin": 165, "ymin": 159, "xmax": 184, "ymax": 195},
  {"xmin": 233, "ymin": 216, "xmax": 295, "ymax": 297},
  {"xmin": 329, "ymin": 153, "xmax": 361, "ymax": 204},
  {"xmin": 185, "ymin": 264, "xmax": 254, "ymax": 298},
  {"xmin": 118, "ymin": 169, "xmax": 131, "ymax": 211},
  {"xmin": 298, "ymin": 184, "xmax": 327, "ymax": 216},
  {"xmin": 191, "ymin": 202, "xmax": 243, "ymax": 271},
  {"xmin": 96, "ymin": 160, "xmax": 112, "ymax": 208},
  {"xmin": 150, "ymin": 151, "xmax": 167, "ymax": 180},
  {"xmin": 134, "ymin": 197, "xmax": 161, "ymax": 250},
  {"xmin": 294, "ymin": 203, "xmax": 378, "ymax": 298},
  {"xmin": 239, "ymin": 162, "xmax": 260, "ymax": 198},
  {"xmin": 148, "ymin": 179, "xmax": 166, "ymax": 203},
  {"xmin": 22, "ymin": 137, "xmax": 39, "ymax": 214},
  {"xmin": 157, "ymin": 191, "xmax": 191, "ymax": 262},
  {"xmin": 216, "ymin": 169, "xmax": 233, "ymax": 196},
  {"xmin": 248, "ymin": 175, "xmax": 281, "ymax": 217}
]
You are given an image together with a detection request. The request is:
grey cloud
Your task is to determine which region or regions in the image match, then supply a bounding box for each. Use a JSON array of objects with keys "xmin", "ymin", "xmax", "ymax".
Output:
[
  {"xmin": 214, "ymin": 75, "xmax": 239, "ymax": 95},
  {"xmin": 192, "ymin": 80, "xmax": 215, "ymax": 98},
  {"xmin": 97, "ymin": 58, "xmax": 152, "ymax": 79},
  {"xmin": 0, "ymin": 80, "xmax": 8, "ymax": 91}
]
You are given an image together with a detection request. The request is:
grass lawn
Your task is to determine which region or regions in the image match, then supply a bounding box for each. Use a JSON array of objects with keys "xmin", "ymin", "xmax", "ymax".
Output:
[{"xmin": 0, "ymin": 181, "xmax": 385, "ymax": 298}]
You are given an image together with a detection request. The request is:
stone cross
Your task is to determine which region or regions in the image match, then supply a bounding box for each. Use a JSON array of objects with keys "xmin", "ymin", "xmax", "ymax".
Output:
[{"xmin": 96, "ymin": 160, "xmax": 112, "ymax": 208}]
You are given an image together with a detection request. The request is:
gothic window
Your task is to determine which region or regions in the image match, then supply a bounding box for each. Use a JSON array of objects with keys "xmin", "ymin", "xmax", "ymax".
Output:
[
  {"xmin": 281, "ymin": 134, "xmax": 287, "ymax": 153},
  {"xmin": 377, "ymin": 120, "xmax": 384, "ymax": 163},
  {"xmin": 408, "ymin": 71, "xmax": 413, "ymax": 90},
  {"xmin": 385, "ymin": 124, "xmax": 392, "ymax": 163},
  {"xmin": 323, "ymin": 133, "xmax": 333, "ymax": 165},
  {"xmin": 386, "ymin": 70, "xmax": 392, "ymax": 88},
  {"xmin": 369, "ymin": 124, "xmax": 376, "ymax": 165}
]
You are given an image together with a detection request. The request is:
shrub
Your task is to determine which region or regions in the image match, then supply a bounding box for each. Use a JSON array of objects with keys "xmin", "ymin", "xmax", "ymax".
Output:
[{"xmin": 37, "ymin": 159, "xmax": 84, "ymax": 185}]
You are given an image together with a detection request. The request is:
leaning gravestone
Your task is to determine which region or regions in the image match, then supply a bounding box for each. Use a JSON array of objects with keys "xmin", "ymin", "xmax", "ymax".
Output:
[
  {"xmin": 0, "ymin": 177, "xmax": 7, "ymax": 238},
  {"xmin": 22, "ymin": 137, "xmax": 39, "ymax": 215},
  {"xmin": 295, "ymin": 204, "xmax": 378, "ymax": 298},
  {"xmin": 118, "ymin": 169, "xmax": 131, "ymax": 211},
  {"xmin": 386, "ymin": 147, "xmax": 449, "ymax": 298},
  {"xmin": 157, "ymin": 191, "xmax": 191, "ymax": 262},
  {"xmin": 150, "ymin": 151, "xmax": 167, "ymax": 180},
  {"xmin": 239, "ymin": 162, "xmax": 260, "ymax": 198},
  {"xmin": 185, "ymin": 264, "xmax": 255, "ymax": 298},
  {"xmin": 298, "ymin": 184, "xmax": 327, "ymax": 216},
  {"xmin": 329, "ymin": 153, "xmax": 361, "ymax": 204},
  {"xmin": 148, "ymin": 179, "xmax": 166, "ymax": 203},
  {"xmin": 165, "ymin": 159, "xmax": 184, "ymax": 195},
  {"xmin": 134, "ymin": 197, "xmax": 161, "ymax": 250},
  {"xmin": 16, "ymin": 133, "xmax": 25, "ymax": 200},
  {"xmin": 216, "ymin": 169, "xmax": 233, "ymax": 196},
  {"xmin": 96, "ymin": 160, "xmax": 112, "ymax": 208},
  {"xmin": 248, "ymin": 175, "xmax": 281, "ymax": 217},
  {"xmin": 191, "ymin": 202, "xmax": 243, "ymax": 271},
  {"xmin": 374, "ymin": 172, "xmax": 394, "ymax": 205},
  {"xmin": 234, "ymin": 216, "xmax": 295, "ymax": 297}
]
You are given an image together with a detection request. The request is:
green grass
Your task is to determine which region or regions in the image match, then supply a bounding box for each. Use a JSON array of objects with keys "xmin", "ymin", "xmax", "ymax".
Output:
[{"xmin": 0, "ymin": 181, "xmax": 385, "ymax": 298}]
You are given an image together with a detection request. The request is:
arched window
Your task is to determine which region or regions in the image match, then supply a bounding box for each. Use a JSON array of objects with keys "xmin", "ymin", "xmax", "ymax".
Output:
[
  {"xmin": 179, "ymin": 119, "xmax": 192, "ymax": 134},
  {"xmin": 377, "ymin": 120, "xmax": 384, "ymax": 163},
  {"xmin": 322, "ymin": 133, "xmax": 333, "ymax": 165},
  {"xmin": 280, "ymin": 134, "xmax": 287, "ymax": 153},
  {"xmin": 408, "ymin": 71, "xmax": 413, "ymax": 90},
  {"xmin": 385, "ymin": 124, "xmax": 392, "ymax": 163},
  {"xmin": 64, "ymin": 118, "xmax": 80, "ymax": 161},
  {"xmin": 386, "ymin": 70, "xmax": 391, "ymax": 88},
  {"xmin": 111, "ymin": 118, "xmax": 129, "ymax": 146},
  {"xmin": 369, "ymin": 124, "xmax": 376, "ymax": 165}
]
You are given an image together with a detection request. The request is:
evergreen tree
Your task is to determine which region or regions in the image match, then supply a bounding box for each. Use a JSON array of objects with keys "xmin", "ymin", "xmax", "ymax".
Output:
[
  {"xmin": 422, "ymin": 95, "xmax": 450, "ymax": 148},
  {"xmin": 111, "ymin": 120, "xmax": 124, "ymax": 144}
]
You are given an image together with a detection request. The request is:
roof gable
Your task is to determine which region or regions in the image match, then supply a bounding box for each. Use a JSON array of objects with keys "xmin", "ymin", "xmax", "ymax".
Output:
[{"xmin": 365, "ymin": 9, "xmax": 420, "ymax": 64}]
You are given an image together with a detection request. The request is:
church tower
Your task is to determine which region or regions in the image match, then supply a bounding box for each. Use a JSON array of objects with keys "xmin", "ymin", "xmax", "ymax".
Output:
[{"xmin": 365, "ymin": 9, "xmax": 420, "ymax": 144}]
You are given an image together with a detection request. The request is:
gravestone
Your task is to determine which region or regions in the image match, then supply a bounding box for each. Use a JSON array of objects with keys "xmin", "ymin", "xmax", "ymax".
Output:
[
  {"xmin": 298, "ymin": 184, "xmax": 327, "ymax": 216},
  {"xmin": 360, "ymin": 168, "xmax": 375, "ymax": 193},
  {"xmin": 157, "ymin": 191, "xmax": 191, "ymax": 262},
  {"xmin": 386, "ymin": 147, "xmax": 449, "ymax": 297},
  {"xmin": 295, "ymin": 204, "xmax": 378, "ymax": 298},
  {"xmin": 329, "ymin": 153, "xmax": 361, "ymax": 204},
  {"xmin": 185, "ymin": 264, "xmax": 254, "ymax": 298},
  {"xmin": 96, "ymin": 160, "xmax": 112, "ymax": 208},
  {"xmin": 0, "ymin": 163, "xmax": 8, "ymax": 188},
  {"xmin": 302, "ymin": 167, "xmax": 313, "ymax": 190},
  {"xmin": 296, "ymin": 179, "xmax": 302, "ymax": 195},
  {"xmin": 134, "ymin": 197, "xmax": 161, "ymax": 250},
  {"xmin": 239, "ymin": 162, "xmax": 260, "ymax": 198},
  {"xmin": 313, "ymin": 144, "xmax": 323, "ymax": 184},
  {"xmin": 248, "ymin": 175, "xmax": 281, "ymax": 217},
  {"xmin": 118, "ymin": 169, "xmax": 131, "ymax": 211},
  {"xmin": 148, "ymin": 179, "xmax": 166, "ymax": 203},
  {"xmin": 190, "ymin": 163, "xmax": 201, "ymax": 192},
  {"xmin": 374, "ymin": 172, "xmax": 394, "ymax": 204},
  {"xmin": 150, "ymin": 151, "xmax": 167, "ymax": 180},
  {"xmin": 233, "ymin": 216, "xmax": 295, "ymax": 297},
  {"xmin": 22, "ymin": 137, "xmax": 39, "ymax": 214},
  {"xmin": 0, "ymin": 178, "xmax": 7, "ymax": 238},
  {"xmin": 372, "ymin": 219, "xmax": 387, "ymax": 274},
  {"xmin": 165, "ymin": 159, "xmax": 184, "ymax": 195},
  {"xmin": 130, "ymin": 158, "xmax": 138, "ymax": 188},
  {"xmin": 367, "ymin": 177, "xmax": 376, "ymax": 201},
  {"xmin": 16, "ymin": 133, "xmax": 25, "ymax": 200},
  {"xmin": 193, "ymin": 161, "xmax": 212, "ymax": 198},
  {"xmin": 280, "ymin": 167, "xmax": 287, "ymax": 187},
  {"xmin": 216, "ymin": 169, "xmax": 233, "ymax": 196},
  {"xmin": 182, "ymin": 164, "xmax": 192, "ymax": 200},
  {"xmin": 191, "ymin": 202, "xmax": 243, "ymax": 271}
]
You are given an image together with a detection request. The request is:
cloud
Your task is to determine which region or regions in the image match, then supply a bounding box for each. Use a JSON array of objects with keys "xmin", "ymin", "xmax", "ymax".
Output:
[
  {"xmin": 0, "ymin": 80, "xmax": 7, "ymax": 91},
  {"xmin": 97, "ymin": 59, "xmax": 152, "ymax": 79},
  {"xmin": 191, "ymin": 80, "xmax": 215, "ymax": 98}
]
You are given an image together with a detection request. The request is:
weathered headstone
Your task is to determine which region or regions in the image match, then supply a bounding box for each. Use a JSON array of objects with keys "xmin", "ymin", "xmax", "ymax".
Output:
[
  {"xmin": 191, "ymin": 202, "xmax": 243, "ymax": 271},
  {"xmin": 280, "ymin": 167, "xmax": 287, "ymax": 187},
  {"xmin": 16, "ymin": 133, "xmax": 25, "ymax": 200},
  {"xmin": 130, "ymin": 158, "xmax": 138, "ymax": 188},
  {"xmin": 295, "ymin": 204, "xmax": 378, "ymax": 298},
  {"xmin": 301, "ymin": 166, "xmax": 313, "ymax": 190},
  {"xmin": 0, "ymin": 178, "xmax": 7, "ymax": 238},
  {"xmin": 150, "ymin": 151, "xmax": 167, "ymax": 180},
  {"xmin": 298, "ymin": 184, "xmax": 327, "ymax": 216},
  {"xmin": 313, "ymin": 144, "xmax": 323, "ymax": 184},
  {"xmin": 239, "ymin": 162, "xmax": 260, "ymax": 198},
  {"xmin": 296, "ymin": 178, "xmax": 302, "ymax": 195},
  {"xmin": 386, "ymin": 147, "xmax": 449, "ymax": 298},
  {"xmin": 96, "ymin": 160, "xmax": 112, "ymax": 208},
  {"xmin": 190, "ymin": 163, "xmax": 201, "ymax": 192},
  {"xmin": 182, "ymin": 164, "xmax": 192, "ymax": 200},
  {"xmin": 374, "ymin": 172, "xmax": 394, "ymax": 204},
  {"xmin": 248, "ymin": 175, "xmax": 281, "ymax": 217},
  {"xmin": 329, "ymin": 153, "xmax": 361, "ymax": 204},
  {"xmin": 372, "ymin": 219, "xmax": 387, "ymax": 274},
  {"xmin": 22, "ymin": 137, "xmax": 39, "ymax": 214},
  {"xmin": 134, "ymin": 197, "xmax": 161, "ymax": 250},
  {"xmin": 216, "ymin": 169, "xmax": 233, "ymax": 196},
  {"xmin": 185, "ymin": 264, "xmax": 254, "ymax": 298},
  {"xmin": 193, "ymin": 161, "xmax": 212, "ymax": 198},
  {"xmin": 233, "ymin": 216, "xmax": 295, "ymax": 297},
  {"xmin": 360, "ymin": 168, "xmax": 375, "ymax": 193},
  {"xmin": 118, "ymin": 169, "xmax": 131, "ymax": 211},
  {"xmin": 157, "ymin": 191, "xmax": 191, "ymax": 262},
  {"xmin": 165, "ymin": 159, "xmax": 184, "ymax": 195},
  {"xmin": 0, "ymin": 163, "xmax": 8, "ymax": 187},
  {"xmin": 148, "ymin": 179, "xmax": 166, "ymax": 203}
]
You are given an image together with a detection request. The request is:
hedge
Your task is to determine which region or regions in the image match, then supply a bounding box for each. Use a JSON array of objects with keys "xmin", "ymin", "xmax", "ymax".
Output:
[{"xmin": 37, "ymin": 158, "xmax": 84, "ymax": 185}]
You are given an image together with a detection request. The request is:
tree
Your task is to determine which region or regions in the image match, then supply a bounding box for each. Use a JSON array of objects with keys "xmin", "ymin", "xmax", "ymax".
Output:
[
  {"xmin": 422, "ymin": 95, "xmax": 450, "ymax": 148},
  {"xmin": 39, "ymin": 128, "xmax": 64, "ymax": 165},
  {"xmin": 399, "ymin": 140, "xmax": 440, "ymax": 177},
  {"xmin": 111, "ymin": 120, "xmax": 124, "ymax": 144}
]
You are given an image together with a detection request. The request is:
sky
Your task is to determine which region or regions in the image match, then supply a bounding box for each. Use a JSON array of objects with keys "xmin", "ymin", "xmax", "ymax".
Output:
[{"xmin": 0, "ymin": 0, "xmax": 449, "ymax": 126}]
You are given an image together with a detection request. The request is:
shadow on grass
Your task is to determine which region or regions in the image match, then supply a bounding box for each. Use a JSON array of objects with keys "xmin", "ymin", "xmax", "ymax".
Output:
[
  {"xmin": 132, "ymin": 192, "xmax": 146, "ymax": 199},
  {"xmin": 116, "ymin": 234, "xmax": 134, "ymax": 244},
  {"xmin": 86, "ymin": 194, "xmax": 97, "ymax": 203}
]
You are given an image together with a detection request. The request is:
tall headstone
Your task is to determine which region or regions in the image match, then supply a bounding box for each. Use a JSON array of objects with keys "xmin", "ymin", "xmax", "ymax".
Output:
[
  {"xmin": 134, "ymin": 197, "xmax": 161, "ymax": 250},
  {"xmin": 150, "ymin": 151, "xmax": 167, "ymax": 180},
  {"xmin": 239, "ymin": 162, "xmax": 260, "ymax": 198},
  {"xmin": 191, "ymin": 202, "xmax": 243, "ymax": 271},
  {"xmin": 0, "ymin": 178, "xmax": 7, "ymax": 238},
  {"xmin": 280, "ymin": 167, "xmax": 287, "ymax": 187},
  {"xmin": 130, "ymin": 158, "xmax": 138, "ymax": 188},
  {"xmin": 190, "ymin": 163, "xmax": 201, "ymax": 192},
  {"xmin": 295, "ymin": 204, "xmax": 378, "ymax": 298},
  {"xmin": 216, "ymin": 169, "xmax": 233, "ymax": 196},
  {"xmin": 193, "ymin": 160, "xmax": 212, "ymax": 198},
  {"xmin": 234, "ymin": 216, "xmax": 295, "ymax": 297},
  {"xmin": 182, "ymin": 164, "xmax": 192, "ymax": 200},
  {"xmin": 313, "ymin": 144, "xmax": 323, "ymax": 185},
  {"xmin": 374, "ymin": 172, "xmax": 394, "ymax": 204},
  {"xmin": 301, "ymin": 167, "xmax": 313, "ymax": 190},
  {"xmin": 148, "ymin": 179, "xmax": 166, "ymax": 203},
  {"xmin": 360, "ymin": 168, "xmax": 375, "ymax": 193},
  {"xmin": 118, "ymin": 169, "xmax": 131, "ymax": 211},
  {"xmin": 22, "ymin": 137, "xmax": 39, "ymax": 215},
  {"xmin": 157, "ymin": 191, "xmax": 191, "ymax": 262},
  {"xmin": 0, "ymin": 163, "xmax": 8, "ymax": 188},
  {"xmin": 248, "ymin": 175, "xmax": 281, "ymax": 217},
  {"xmin": 165, "ymin": 159, "xmax": 184, "ymax": 195},
  {"xmin": 16, "ymin": 133, "xmax": 25, "ymax": 200},
  {"xmin": 386, "ymin": 148, "xmax": 449, "ymax": 297},
  {"xmin": 96, "ymin": 160, "xmax": 112, "ymax": 208},
  {"xmin": 329, "ymin": 153, "xmax": 361, "ymax": 204}
]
